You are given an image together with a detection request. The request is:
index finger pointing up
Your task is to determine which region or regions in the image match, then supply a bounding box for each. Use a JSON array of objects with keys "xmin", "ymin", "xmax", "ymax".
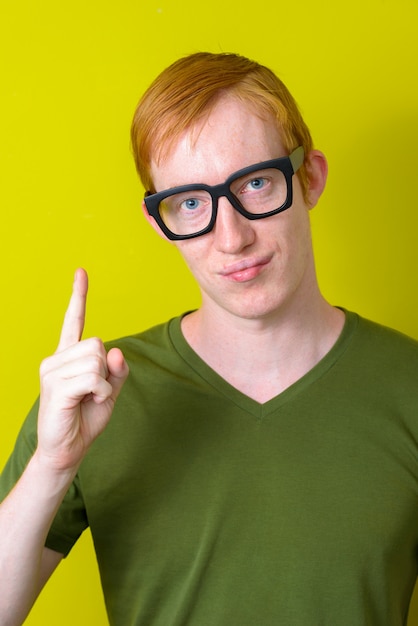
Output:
[{"xmin": 57, "ymin": 268, "xmax": 89, "ymax": 352}]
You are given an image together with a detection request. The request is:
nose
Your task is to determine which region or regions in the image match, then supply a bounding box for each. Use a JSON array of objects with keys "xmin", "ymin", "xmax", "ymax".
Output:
[{"xmin": 212, "ymin": 196, "xmax": 255, "ymax": 254}]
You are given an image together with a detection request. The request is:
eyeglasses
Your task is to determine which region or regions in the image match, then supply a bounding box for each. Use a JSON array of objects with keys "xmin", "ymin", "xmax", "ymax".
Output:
[{"xmin": 144, "ymin": 146, "xmax": 304, "ymax": 240}]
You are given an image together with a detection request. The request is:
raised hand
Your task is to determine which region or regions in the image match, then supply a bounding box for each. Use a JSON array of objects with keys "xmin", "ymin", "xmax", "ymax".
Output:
[{"xmin": 37, "ymin": 269, "xmax": 129, "ymax": 472}]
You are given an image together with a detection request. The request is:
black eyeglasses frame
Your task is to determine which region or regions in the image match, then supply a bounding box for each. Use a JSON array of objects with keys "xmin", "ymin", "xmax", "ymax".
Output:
[{"xmin": 144, "ymin": 145, "xmax": 305, "ymax": 241}]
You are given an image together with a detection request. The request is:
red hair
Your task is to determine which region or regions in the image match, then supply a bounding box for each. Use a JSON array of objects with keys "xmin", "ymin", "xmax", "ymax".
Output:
[{"xmin": 131, "ymin": 52, "xmax": 313, "ymax": 197}]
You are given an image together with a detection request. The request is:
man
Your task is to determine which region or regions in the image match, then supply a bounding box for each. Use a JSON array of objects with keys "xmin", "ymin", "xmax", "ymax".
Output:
[{"xmin": 1, "ymin": 52, "xmax": 418, "ymax": 625}]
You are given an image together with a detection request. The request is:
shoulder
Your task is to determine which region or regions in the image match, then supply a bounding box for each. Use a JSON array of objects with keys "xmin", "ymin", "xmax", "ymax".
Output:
[
  {"xmin": 104, "ymin": 315, "xmax": 183, "ymax": 362},
  {"xmin": 342, "ymin": 310, "xmax": 418, "ymax": 389},
  {"xmin": 102, "ymin": 315, "xmax": 191, "ymax": 391},
  {"xmin": 353, "ymin": 312, "xmax": 418, "ymax": 356}
]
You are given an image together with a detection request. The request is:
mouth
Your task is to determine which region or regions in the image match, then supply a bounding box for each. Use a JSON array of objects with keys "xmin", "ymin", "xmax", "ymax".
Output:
[{"xmin": 219, "ymin": 256, "xmax": 272, "ymax": 283}]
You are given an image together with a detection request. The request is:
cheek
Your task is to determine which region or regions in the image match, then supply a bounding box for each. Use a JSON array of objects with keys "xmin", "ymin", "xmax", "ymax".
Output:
[
  {"xmin": 174, "ymin": 240, "xmax": 209, "ymax": 277},
  {"xmin": 270, "ymin": 209, "xmax": 314, "ymax": 278},
  {"xmin": 269, "ymin": 204, "xmax": 311, "ymax": 248}
]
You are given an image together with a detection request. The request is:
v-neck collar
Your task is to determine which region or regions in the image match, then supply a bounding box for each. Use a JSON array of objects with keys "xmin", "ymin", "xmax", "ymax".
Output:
[{"xmin": 168, "ymin": 309, "xmax": 358, "ymax": 419}]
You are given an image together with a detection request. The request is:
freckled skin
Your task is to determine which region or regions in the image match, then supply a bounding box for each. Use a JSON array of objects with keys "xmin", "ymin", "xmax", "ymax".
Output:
[{"xmin": 148, "ymin": 95, "xmax": 318, "ymax": 324}]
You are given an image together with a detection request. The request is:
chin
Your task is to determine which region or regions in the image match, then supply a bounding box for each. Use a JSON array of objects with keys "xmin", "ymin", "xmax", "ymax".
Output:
[{"xmin": 223, "ymin": 296, "xmax": 287, "ymax": 322}]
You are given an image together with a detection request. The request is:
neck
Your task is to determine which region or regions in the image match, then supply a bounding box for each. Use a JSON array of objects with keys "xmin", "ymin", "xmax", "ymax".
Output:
[{"xmin": 181, "ymin": 295, "xmax": 345, "ymax": 404}]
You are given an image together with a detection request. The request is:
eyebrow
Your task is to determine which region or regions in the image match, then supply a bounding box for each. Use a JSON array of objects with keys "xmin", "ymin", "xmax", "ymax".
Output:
[{"xmin": 153, "ymin": 155, "xmax": 287, "ymax": 194}]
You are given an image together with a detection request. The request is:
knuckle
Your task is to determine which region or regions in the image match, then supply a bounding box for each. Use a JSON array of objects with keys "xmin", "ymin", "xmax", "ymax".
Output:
[
  {"xmin": 87, "ymin": 371, "xmax": 105, "ymax": 389},
  {"xmin": 90, "ymin": 354, "xmax": 106, "ymax": 374},
  {"xmin": 87, "ymin": 336, "xmax": 105, "ymax": 354},
  {"xmin": 82, "ymin": 337, "xmax": 103, "ymax": 356}
]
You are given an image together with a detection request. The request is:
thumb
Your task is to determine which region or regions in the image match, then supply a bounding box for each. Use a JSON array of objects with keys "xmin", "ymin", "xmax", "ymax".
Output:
[{"xmin": 106, "ymin": 348, "xmax": 129, "ymax": 400}]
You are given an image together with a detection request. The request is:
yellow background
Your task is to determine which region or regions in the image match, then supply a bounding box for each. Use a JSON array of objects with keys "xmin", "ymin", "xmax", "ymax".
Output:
[{"xmin": 1, "ymin": 0, "xmax": 418, "ymax": 623}]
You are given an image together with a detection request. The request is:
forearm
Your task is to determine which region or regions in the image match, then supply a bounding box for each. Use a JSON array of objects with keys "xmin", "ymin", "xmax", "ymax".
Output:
[
  {"xmin": 0, "ymin": 451, "xmax": 77, "ymax": 625},
  {"xmin": 0, "ymin": 269, "xmax": 129, "ymax": 625}
]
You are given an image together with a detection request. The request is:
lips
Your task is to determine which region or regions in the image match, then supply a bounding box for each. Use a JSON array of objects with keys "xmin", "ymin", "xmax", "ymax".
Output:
[{"xmin": 219, "ymin": 256, "xmax": 272, "ymax": 283}]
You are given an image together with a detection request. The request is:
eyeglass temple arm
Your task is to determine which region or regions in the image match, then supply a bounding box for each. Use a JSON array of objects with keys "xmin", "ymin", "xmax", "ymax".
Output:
[{"xmin": 289, "ymin": 146, "xmax": 305, "ymax": 174}]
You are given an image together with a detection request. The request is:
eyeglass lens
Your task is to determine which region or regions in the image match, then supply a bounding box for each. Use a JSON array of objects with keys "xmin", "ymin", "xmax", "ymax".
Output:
[{"xmin": 158, "ymin": 167, "xmax": 288, "ymax": 237}]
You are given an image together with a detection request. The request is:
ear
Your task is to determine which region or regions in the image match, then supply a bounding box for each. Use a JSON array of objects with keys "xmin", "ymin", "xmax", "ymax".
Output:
[
  {"xmin": 141, "ymin": 201, "xmax": 172, "ymax": 242},
  {"xmin": 304, "ymin": 150, "xmax": 328, "ymax": 209}
]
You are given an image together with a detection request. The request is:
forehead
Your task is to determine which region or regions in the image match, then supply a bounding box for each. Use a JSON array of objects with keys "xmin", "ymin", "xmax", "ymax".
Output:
[{"xmin": 150, "ymin": 95, "xmax": 284, "ymax": 191}]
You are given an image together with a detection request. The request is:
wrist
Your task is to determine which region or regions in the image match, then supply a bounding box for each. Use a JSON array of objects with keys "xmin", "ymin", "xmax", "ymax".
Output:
[{"xmin": 29, "ymin": 450, "xmax": 79, "ymax": 499}]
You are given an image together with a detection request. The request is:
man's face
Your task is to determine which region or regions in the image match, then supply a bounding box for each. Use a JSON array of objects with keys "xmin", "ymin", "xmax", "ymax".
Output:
[{"xmin": 148, "ymin": 95, "xmax": 322, "ymax": 324}]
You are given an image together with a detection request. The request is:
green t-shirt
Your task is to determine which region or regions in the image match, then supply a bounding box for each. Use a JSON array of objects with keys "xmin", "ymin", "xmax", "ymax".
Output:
[{"xmin": 2, "ymin": 310, "xmax": 418, "ymax": 625}]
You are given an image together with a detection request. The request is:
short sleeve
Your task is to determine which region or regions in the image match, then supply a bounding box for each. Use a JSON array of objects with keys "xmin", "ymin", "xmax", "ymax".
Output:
[{"xmin": 0, "ymin": 399, "xmax": 40, "ymax": 502}]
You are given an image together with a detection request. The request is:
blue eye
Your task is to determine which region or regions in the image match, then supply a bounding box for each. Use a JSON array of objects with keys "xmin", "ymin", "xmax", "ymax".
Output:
[
  {"xmin": 249, "ymin": 178, "xmax": 265, "ymax": 190},
  {"xmin": 183, "ymin": 198, "xmax": 200, "ymax": 210}
]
